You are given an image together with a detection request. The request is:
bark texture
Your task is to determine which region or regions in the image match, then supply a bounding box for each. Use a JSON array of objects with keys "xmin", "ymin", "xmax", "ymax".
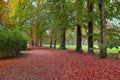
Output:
[
  {"xmin": 87, "ymin": 0, "xmax": 94, "ymax": 54},
  {"xmin": 99, "ymin": 0, "xmax": 107, "ymax": 58},
  {"xmin": 75, "ymin": 24, "xmax": 83, "ymax": 52}
]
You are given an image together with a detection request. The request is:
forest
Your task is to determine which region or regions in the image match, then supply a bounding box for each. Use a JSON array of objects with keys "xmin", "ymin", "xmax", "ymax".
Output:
[
  {"xmin": 1, "ymin": 0, "xmax": 119, "ymax": 57},
  {"xmin": 0, "ymin": 0, "xmax": 120, "ymax": 79}
]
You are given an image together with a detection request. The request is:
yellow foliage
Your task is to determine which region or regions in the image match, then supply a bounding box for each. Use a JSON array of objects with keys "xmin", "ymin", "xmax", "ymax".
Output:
[
  {"xmin": 9, "ymin": 0, "xmax": 20, "ymax": 17},
  {"xmin": 0, "ymin": 0, "xmax": 16, "ymax": 25},
  {"xmin": 0, "ymin": 0, "xmax": 6, "ymax": 21}
]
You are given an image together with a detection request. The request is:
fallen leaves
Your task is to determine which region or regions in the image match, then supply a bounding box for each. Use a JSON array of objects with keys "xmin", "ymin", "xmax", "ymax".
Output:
[{"xmin": 0, "ymin": 47, "xmax": 120, "ymax": 80}]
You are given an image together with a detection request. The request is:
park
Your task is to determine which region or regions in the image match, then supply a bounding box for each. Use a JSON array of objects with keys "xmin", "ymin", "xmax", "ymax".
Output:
[{"xmin": 0, "ymin": 0, "xmax": 120, "ymax": 80}]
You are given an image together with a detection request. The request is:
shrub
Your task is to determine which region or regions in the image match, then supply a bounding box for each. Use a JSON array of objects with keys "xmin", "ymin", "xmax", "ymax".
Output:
[{"xmin": 0, "ymin": 29, "xmax": 27, "ymax": 58}]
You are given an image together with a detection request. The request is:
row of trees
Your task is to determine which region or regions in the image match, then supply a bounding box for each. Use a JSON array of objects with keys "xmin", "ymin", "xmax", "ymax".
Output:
[{"xmin": 1, "ymin": 0, "xmax": 120, "ymax": 58}]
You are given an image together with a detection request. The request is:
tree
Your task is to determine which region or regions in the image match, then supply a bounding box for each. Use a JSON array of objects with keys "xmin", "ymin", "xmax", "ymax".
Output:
[
  {"xmin": 58, "ymin": 0, "xmax": 67, "ymax": 49},
  {"xmin": 99, "ymin": 0, "xmax": 107, "ymax": 58},
  {"xmin": 87, "ymin": 0, "xmax": 94, "ymax": 54},
  {"xmin": 47, "ymin": 0, "xmax": 73, "ymax": 49},
  {"xmin": 49, "ymin": 31, "xmax": 53, "ymax": 48},
  {"xmin": 7, "ymin": 0, "xmax": 120, "ymax": 54},
  {"xmin": 34, "ymin": 0, "xmax": 48, "ymax": 47},
  {"xmin": 75, "ymin": 0, "xmax": 83, "ymax": 52}
]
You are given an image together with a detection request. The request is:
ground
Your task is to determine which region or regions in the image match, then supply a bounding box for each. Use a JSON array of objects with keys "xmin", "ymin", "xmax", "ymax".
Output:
[{"xmin": 0, "ymin": 47, "xmax": 120, "ymax": 80}]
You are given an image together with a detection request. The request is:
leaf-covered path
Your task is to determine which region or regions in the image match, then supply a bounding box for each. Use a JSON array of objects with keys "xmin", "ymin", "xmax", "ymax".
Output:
[{"xmin": 0, "ymin": 48, "xmax": 120, "ymax": 80}]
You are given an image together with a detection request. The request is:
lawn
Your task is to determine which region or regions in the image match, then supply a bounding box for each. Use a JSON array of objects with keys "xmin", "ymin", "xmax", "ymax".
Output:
[
  {"xmin": 66, "ymin": 45, "xmax": 120, "ymax": 53},
  {"xmin": 44, "ymin": 44, "xmax": 120, "ymax": 53}
]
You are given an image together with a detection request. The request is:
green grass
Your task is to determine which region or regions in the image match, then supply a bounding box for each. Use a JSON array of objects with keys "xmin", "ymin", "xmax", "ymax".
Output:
[
  {"xmin": 107, "ymin": 47, "xmax": 120, "ymax": 53},
  {"xmin": 66, "ymin": 45, "xmax": 120, "ymax": 53},
  {"xmin": 43, "ymin": 44, "xmax": 120, "ymax": 53}
]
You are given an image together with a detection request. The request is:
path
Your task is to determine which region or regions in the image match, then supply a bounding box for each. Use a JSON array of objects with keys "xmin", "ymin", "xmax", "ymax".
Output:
[{"xmin": 0, "ymin": 48, "xmax": 120, "ymax": 80}]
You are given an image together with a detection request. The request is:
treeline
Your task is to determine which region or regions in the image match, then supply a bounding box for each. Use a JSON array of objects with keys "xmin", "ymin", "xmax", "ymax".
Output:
[{"xmin": 0, "ymin": 0, "xmax": 120, "ymax": 58}]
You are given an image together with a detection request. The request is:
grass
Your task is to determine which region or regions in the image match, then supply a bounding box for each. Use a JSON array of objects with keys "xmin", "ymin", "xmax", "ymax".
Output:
[{"xmin": 44, "ymin": 44, "xmax": 120, "ymax": 53}]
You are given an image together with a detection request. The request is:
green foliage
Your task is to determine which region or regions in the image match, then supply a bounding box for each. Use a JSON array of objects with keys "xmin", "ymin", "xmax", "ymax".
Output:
[
  {"xmin": 98, "ymin": 39, "xmax": 120, "ymax": 51},
  {"xmin": 106, "ymin": 28, "xmax": 120, "ymax": 49},
  {"xmin": 0, "ymin": 29, "xmax": 27, "ymax": 58},
  {"xmin": 107, "ymin": 39, "xmax": 120, "ymax": 49},
  {"xmin": 97, "ymin": 52, "xmax": 108, "ymax": 58},
  {"xmin": 8, "ymin": 0, "xmax": 120, "ymax": 54}
]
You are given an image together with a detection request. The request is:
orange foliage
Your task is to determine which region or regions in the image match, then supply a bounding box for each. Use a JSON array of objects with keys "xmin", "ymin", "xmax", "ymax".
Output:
[{"xmin": 0, "ymin": 0, "xmax": 16, "ymax": 26}]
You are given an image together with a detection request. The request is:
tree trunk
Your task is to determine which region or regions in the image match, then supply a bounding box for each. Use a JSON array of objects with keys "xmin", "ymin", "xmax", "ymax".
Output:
[
  {"xmin": 40, "ymin": 39, "xmax": 43, "ymax": 47},
  {"xmin": 99, "ymin": 0, "xmax": 107, "ymax": 58},
  {"xmin": 87, "ymin": 0, "xmax": 94, "ymax": 54},
  {"xmin": 31, "ymin": 40, "xmax": 34, "ymax": 46},
  {"xmin": 35, "ymin": 38, "xmax": 39, "ymax": 47},
  {"xmin": 50, "ymin": 31, "xmax": 53, "ymax": 48},
  {"xmin": 75, "ymin": 24, "xmax": 83, "ymax": 52},
  {"xmin": 54, "ymin": 35, "xmax": 57, "ymax": 48},
  {"xmin": 50, "ymin": 37, "xmax": 53, "ymax": 48},
  {"xmin": 59, "ymin": 29, "xmax": 66, "ymax": 49},
  {"xmin": 30, "ymin": 27, "xmax": 34, "ymax": 46}
]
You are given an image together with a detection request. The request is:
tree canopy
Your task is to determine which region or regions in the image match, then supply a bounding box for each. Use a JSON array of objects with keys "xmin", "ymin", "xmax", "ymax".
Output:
[{"xmin": 0, "ymin": 0, "xmax": 120, "ymax": 58}]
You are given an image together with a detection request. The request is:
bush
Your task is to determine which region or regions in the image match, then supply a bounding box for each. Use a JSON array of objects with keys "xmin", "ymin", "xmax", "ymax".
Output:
[{"xmin": 0, "ymin": 29, "xmax": 27, "ymax": 58}]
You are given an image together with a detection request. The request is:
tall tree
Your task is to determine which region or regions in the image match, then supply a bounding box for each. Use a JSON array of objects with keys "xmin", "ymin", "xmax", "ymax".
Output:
[
  {"xmin": 35, "ymin": 0, "xmax": 47, "ymax": 47},
  {"xmin": 99, "ymin": 0, "xmax": 107, "ymax": 58},
  {"xmin": 46, "ymin": 0, "xmax": 74, "ymax": 49},
  {"xmin": 87, "ymin": 0, "xmax": 94, "ymax": 54},
  {"xmin": 75, "ymin": 0, "xmax": 83, "ymax": 52},
  {"xmin": 59, "ymin": 0, "xmax": 67, "ymax": 49}
]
